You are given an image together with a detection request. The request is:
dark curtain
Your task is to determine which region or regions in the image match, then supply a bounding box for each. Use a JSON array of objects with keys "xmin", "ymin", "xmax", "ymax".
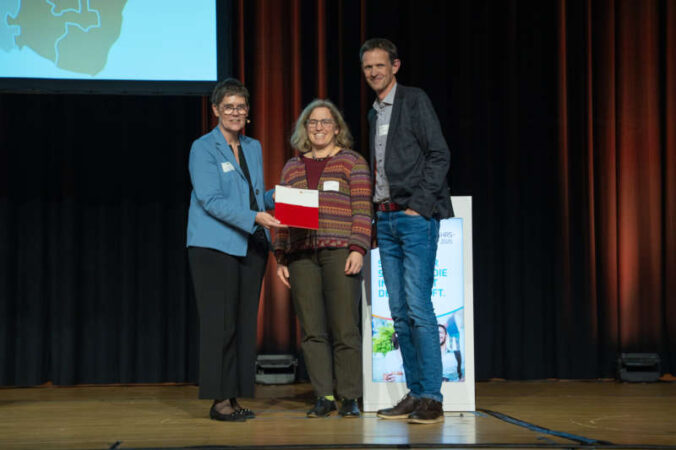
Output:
[
  {"xmin": 0, "ymin": 0, "xmax": 673, "ymax": 386},
  {"xmin": 0, "ymin": 94, "xmax": 202, "ymax": 385},
  {"xmin": 243, "ymin": 0, "xmax": 675, "ymax": 378},
  {"xmin": 554, "ymin": 0, "xmax": 675, "ymax": 376},
  {"xmin": 239, "ymin": 0, "xmax": 367, "ymax": 355}
]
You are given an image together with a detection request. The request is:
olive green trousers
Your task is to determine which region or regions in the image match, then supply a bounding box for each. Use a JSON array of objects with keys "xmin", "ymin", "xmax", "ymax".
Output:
[{"xmin": 288, "ymin": 248, "xmax": 363, "ymax": 399}]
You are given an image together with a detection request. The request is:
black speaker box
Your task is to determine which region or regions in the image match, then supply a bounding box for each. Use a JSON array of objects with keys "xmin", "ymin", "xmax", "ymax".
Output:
[{"xmin": 617, "ymin": 353, "xmax": 661, "ymax": 382}]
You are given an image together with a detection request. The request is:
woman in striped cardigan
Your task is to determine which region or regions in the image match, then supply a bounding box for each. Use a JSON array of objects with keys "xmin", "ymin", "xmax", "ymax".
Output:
[{"xmin": 274, "ymin": 99, "xmax": 372, "ymax": 418}]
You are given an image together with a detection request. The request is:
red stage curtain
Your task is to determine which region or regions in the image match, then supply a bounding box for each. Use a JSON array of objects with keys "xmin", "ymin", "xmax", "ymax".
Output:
[
  {"xmin": 231, "ymin": 0, "xmax": 367, "ymax": 356},
  {"xmin": 667, "ymin": 0, "xmax": 676, "ymax": 358},
  {"xmin": 247, "ymin": 0, "xmax": 303, "ymax": 354},
  {"xmin": 220, "ymin": 0, "xmax": 675, "ymax": 375},
  {"xmin": 557, "ymin": 0, "xmax": 675, "ymax": 372}
]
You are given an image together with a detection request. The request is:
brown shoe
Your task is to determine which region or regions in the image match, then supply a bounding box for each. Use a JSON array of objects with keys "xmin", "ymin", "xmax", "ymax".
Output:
[
  {"xmin": 408, "ymin": 398, "xmax": 444, "ymax": 424},
  {"xmin": 376, "ymin": 393, "xmax": 420, "ymax": 419}
]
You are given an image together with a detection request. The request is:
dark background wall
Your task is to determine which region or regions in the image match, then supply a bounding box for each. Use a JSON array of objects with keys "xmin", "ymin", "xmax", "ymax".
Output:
[{"xmin": 0, "ymin": 0, "xmax": 674, "ymax": 385}]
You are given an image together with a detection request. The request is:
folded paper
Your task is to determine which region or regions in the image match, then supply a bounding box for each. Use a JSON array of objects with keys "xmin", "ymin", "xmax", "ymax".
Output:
[{"xmin": 275, "ymin": 185, "xmax": 319, "ymax": 230}]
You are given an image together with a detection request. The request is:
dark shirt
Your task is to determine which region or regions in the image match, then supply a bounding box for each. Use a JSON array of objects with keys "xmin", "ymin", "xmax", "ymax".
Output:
[
  {"xmin": 231, "ymin": 144, "xmax": 266, "ymax": 245},
  {"xmin": 231, "ymin": 144, "xmax": 258, "ymax": 212},
  {"xmin": 302, "ymin": 155, "xmax": 330, "ymax": 189}
]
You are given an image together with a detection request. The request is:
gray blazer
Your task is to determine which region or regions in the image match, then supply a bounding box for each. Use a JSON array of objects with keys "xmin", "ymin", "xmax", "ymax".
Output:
[{"xmin": 368, "ymin": 84, "xmax": 453, "ymax": 219}]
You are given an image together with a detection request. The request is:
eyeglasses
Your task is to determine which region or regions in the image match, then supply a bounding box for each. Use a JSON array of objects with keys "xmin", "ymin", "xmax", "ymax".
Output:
[
  {"xmin": 306, "ymin": 119, "xmax": 335, "ymax": 128},
  {"xmin": 219, "ymin": 104, "xmax": 249, "ymax": 115}
]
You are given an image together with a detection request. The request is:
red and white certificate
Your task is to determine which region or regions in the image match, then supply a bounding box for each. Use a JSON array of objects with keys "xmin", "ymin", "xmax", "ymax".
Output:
[{"xmin": 274, "ymin": 185, "xmax": 319, "ymax": 230}]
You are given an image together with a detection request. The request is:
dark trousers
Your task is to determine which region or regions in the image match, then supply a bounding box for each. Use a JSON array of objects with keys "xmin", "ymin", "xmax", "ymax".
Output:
[
  {"xmin": 188, "ymin": 240, "xmax": 267, "ymax": 400},
  {"xmin": 288, "ymin": 248, "xmax": 363, "ymax": 399}
]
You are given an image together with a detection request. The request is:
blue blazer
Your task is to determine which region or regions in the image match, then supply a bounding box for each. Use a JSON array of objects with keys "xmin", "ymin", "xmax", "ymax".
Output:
[{"xmin": 186, "ymin": 127, "xmax": 274, "ymax": 256}]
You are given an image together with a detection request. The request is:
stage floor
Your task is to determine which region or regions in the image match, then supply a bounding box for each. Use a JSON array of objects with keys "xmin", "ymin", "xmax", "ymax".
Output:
[{"xmin": 0, "ymin": 381, "xmax": 674, "ymax": 449}]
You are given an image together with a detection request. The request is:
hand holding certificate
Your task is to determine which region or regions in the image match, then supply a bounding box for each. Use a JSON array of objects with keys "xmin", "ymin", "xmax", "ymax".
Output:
[{"xmin": 274, "ymin": 185, "xmax": 319, "ymax": 229}]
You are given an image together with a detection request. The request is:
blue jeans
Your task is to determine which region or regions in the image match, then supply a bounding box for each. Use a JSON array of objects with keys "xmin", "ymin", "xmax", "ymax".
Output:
[{"xmin": 377, "ymin": 210, "xmax": 442, "ymax": 402}]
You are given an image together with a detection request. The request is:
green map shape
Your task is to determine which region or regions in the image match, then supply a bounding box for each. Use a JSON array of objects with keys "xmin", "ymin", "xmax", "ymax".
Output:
[{"xmin": 8, "ymin": 0, "xmax": 127, "ymax": 75}]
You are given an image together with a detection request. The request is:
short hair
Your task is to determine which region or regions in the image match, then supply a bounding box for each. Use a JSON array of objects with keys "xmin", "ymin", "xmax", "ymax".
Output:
[
  {"xmin": 210, "ymin": 78, "xmax": 250, "ymax": 106},
  {"xmin": 438, "ymin": 324, "xmax": 448, "ymax": 346},
  {"xmin": 290, "ymin": 99, "xmax": 354, "ymax": 154},
  {"xmin": 359, "ymin": 38, "xmax": 399, "ymax": 64}
]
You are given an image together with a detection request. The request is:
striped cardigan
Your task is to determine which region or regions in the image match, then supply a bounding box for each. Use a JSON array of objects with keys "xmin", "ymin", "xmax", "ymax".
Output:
[{"xmin": 273, "ymin": 149, "xmax": 373, "ymax": 265}]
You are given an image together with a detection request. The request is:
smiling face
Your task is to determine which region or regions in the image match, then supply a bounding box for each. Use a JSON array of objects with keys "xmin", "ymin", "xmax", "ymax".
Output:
[
  {"xmin": 306, "ymin": 106, "xmax": 339, "ymax": 151},
  {"xmin": 361, "ymin": 48, "xmax": 400, "ymax": 99},
  {"xmin": 212, "ymin": 94, "xmax": 248, "ymax": 136}
]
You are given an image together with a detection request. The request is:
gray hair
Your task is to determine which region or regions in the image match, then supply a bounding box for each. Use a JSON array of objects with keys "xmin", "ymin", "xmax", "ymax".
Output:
[{"xmin": 290, "ymin": 99, "xmax": 353, "ymax": 153}]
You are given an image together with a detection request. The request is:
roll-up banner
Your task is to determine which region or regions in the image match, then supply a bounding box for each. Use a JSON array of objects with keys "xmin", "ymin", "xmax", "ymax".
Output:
[{"xmin": 362, "ymin": 196, "xmax": 475, "ymax": 411}]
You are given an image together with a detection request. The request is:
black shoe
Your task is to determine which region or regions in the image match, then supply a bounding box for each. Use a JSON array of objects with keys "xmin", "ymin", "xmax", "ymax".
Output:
[
  {"xmin": 230, "ymin": 398, "xmax": 256, "ymax": 419},
  {"xmin": 376, "ymin": 393, "xmax": 420, "ymax": 419},
  {"xmin": 307, "ymin": 397, "xmax": 337, "ymax": 418},
  {"xmin": 210, "ymin": 403, "xmax": 246, "ymax": 422},
  {"xmin": 234, "ymin": 407, "xmax": 255, "ymax": 419},
  {"xmin": 339, "ymin": 398, "xmax": 361, "ymax": 418},
  {"xmin": 408, "ymin": 398, "xmax": 444, "ymax": 424}
]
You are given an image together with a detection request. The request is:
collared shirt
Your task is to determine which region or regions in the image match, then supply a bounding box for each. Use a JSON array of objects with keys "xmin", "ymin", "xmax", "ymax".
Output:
[{"xmin": 372, "ymin": 83, "xmax": 397, "ymax": 204}]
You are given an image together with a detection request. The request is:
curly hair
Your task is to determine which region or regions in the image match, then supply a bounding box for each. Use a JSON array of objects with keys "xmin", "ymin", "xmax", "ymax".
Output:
[{"xmin": 290, "ymin": 99, "xmax": 354, "ymax": 153}]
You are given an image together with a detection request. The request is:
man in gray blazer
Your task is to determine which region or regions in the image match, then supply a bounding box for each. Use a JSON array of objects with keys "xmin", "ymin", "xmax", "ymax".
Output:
[{"xmin": 360, "ymin": 38, "xmax": 452, "ymax": 424}]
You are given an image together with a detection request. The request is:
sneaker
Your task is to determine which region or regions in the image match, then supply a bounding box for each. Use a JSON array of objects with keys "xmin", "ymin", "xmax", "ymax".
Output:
[
  {"xmin": 408, "ymin": 398, "xmax": 444, "ymax": 424},
  {"xmin": 376, "ymin": 393, "xmax": 420, "ymax": 419},
  {"xmin": 307, "ymin": 397, "xmax": 337, "ymax": 418},
  {"xmin": 338, "ymin": 398, "xmax": 361, "ymax": 418}
]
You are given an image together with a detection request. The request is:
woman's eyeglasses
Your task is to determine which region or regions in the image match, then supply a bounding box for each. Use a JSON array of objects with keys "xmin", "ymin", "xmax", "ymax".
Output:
[
  {"xmin": 219, "ymin": 104, "xmax": 249, "ymax": 115},
  {"xmin": 306, "ymin": 119, "xmax": 335, "ymax": 128}
]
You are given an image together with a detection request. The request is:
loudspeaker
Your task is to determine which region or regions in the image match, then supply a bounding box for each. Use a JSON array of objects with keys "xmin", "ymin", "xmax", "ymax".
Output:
[
  {"xmin": 617, "ymin": 353, "xmax": 661, "ymax": 382},
  {"xmin": 255, "ymin": 354, "xmax": 298, "ymax": 385}
]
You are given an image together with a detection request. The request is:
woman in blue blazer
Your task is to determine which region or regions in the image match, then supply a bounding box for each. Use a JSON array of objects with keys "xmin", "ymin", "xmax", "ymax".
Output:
[{"xmin": 187, "ymin": 79, "xmax": 284, "ymax": 421}]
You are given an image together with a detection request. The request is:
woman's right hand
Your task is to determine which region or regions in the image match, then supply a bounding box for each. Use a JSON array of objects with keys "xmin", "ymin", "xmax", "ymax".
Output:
[
  {"xmin": 255, "ymin": 212, "xmax": 287, "ymax": 230},
  {"xmin": 276, "ymin": 264, "xmax": 291, "ymax": 288}
]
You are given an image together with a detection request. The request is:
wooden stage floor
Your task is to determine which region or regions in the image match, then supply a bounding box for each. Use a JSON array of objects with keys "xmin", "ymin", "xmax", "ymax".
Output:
[{"xmin": 0, "ymin": 381, "xmax": 675, "ymax": 449}]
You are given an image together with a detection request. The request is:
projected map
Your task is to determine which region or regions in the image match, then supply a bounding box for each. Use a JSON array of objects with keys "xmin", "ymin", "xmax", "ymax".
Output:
[
  {"xmin": 4, "ymin": 0, "xmax": 126, "ymax": 75},
  {"xmin": 0, "ymin": 0, "xmax": 217, "ymax": 81}
]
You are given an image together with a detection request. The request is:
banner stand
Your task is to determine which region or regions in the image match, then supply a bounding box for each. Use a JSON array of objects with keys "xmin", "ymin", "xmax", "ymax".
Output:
[{"xmin": 362, "ymin": 196, "xmax": 475, "ymax": 412}]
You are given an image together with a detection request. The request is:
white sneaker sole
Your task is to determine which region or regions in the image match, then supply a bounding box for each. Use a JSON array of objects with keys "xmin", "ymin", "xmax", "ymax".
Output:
[
  {"xmin": 408, "ymin": 415, "xmax": 445, "ymax": 424},
  {"xmin": 376, "ymin": 413, "xmax": 410, "ymax": 419}
]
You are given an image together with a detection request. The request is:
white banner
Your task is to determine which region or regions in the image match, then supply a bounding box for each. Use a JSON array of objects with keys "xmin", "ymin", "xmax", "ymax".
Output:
[
  {"xmin": 362, "ymin": 196, "xmax": 475, "ymax": 412},
  {"xmin": 371, "ymin": 218, "xmax": 465, "ymax": 384}
]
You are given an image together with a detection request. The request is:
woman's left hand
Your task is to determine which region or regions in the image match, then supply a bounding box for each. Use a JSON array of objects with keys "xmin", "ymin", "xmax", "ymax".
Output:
[{"xmin": 344, "ymin": 251, "xmax": 363, "ymax": 275}]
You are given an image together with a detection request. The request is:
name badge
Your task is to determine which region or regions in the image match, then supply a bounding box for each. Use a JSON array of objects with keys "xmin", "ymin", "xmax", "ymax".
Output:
[
  {"xmin": 221, "ymin": 162, "xmax": 235, "ymax": 173},
  {"xmin": 323, "ymin": 180, "xmax": 340, "ymax": 192},
  {"xmin": 378, "ymin": 124, "xmax": 389, "ymax": 136}
]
